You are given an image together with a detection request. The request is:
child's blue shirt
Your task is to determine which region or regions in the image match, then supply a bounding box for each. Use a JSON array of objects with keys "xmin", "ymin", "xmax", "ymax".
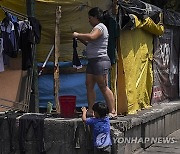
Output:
[{"xmin": 86, "ymin": 116, "xmax": 112, "ymax": 148}]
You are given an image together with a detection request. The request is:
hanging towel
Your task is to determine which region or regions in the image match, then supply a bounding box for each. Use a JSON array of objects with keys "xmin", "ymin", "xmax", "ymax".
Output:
[{"xmin": 72, "ymin": 38, "xmax": 82, "ymax": 69}]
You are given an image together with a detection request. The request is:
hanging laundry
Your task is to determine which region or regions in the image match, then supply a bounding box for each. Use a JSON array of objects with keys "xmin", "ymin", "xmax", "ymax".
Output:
[
  {"xmin": 19, "ymin": 114, "xmax": 46, "ymax": 154},
  {"xmin": 28, "ymin": 17, "xmax": 42, "ymax": 44},
  {"xmin": 105, "ymin": 16, "xmax": 120, "ymax": 65},
  {"xmin": 72, "ymin": 38, "xmax": 82, "ymax": 69},
  {"xmin": 0, "ymin": 38, "xmax": 4, "ymax": 72},
  {"xmin": 19, "ymin": 17, "xmax": 41, "ymax": 70},
  {"xmin": 6, "ymin": 111, "xmax": 22, "ymax": 153},
  {"xmin": 0, "ymin": 13, "xmax": 19, "ymax": 58},
  {"xmin": 6, "ymin": 12, "xmax": 20, "ymax": 52},
  {"xmin": 19, "ymin": 20, "xmax": 33, "ymax": 70}
]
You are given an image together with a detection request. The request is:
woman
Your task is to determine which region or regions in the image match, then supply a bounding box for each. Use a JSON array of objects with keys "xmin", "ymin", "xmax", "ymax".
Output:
[{"xmin": 73, "ymin": 7, "xmax": 116, "ymax": 118}]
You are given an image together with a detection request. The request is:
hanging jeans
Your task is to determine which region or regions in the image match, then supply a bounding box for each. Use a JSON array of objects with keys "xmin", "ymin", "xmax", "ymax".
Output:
[
  {"xmin": 19, "ymin": 114, "xmax": 46, "ymax": 154},
  {"xmin": 7, "ymin": 112, "xmax": 21, "ymax": 152}
]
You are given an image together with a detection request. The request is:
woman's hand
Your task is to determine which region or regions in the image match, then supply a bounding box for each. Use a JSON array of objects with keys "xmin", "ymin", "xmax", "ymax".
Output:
[
  {"xmin": 72, "ymin": 32, "xmax": 88, "ymax": 46},
  {"xmin": 73, "ymin": 32, "xmax": 79, "ymax": 38}
]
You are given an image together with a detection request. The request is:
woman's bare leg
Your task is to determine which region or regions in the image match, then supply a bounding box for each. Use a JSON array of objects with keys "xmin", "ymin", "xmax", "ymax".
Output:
[
  {"xmin": 95, "ymin": 74, "xmax": 116, "ymax": 114},
  {"xmin": 86, "ymin": 74, "xmax": 96, "ymax": 113}
]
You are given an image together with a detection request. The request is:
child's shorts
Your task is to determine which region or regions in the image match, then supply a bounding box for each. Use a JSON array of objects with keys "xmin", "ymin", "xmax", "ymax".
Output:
[{"xmin": 94, "ymin": 145, "xmax": 111, "ymax": 154}]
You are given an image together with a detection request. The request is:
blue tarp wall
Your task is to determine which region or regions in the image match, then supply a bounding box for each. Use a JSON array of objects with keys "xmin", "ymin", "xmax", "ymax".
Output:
[{"xmin": 38, "ymin": 61, "xmax": 104, "ymax": 108}]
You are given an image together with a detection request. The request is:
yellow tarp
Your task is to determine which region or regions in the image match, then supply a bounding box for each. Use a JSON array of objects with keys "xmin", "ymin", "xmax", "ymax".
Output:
[
  {"xmin": 116, "ymin": 39, "xmax": 128, "ymax": 115},
  {"xmin": 120, "ymin": 29, "xmax": 153, "ymax": 114},
  {"xmin": 116, "ymin": 14, "xmax": 163, "ymax": 114},
  {"xmin": 134, "ymin": 15, "xmax": 164, "ymax": 36},
  {"xmin": 126, "ymin": 14, "xmax": 164, "ymax": 36},
  {"xmin": 0, "ymin": 0, "xmax": 111, "ymax": 62}
]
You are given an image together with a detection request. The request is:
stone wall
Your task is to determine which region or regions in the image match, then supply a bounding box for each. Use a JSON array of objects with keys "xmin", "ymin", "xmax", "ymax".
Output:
[{"xmin": 0, "ymin": 101, "xmax": 180, "ymax": 154}]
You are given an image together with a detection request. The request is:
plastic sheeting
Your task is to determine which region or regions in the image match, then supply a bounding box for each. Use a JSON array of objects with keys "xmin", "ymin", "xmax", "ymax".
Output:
[
  {"xmin": 120, "ymin": 28, "xmax": 153, "ymax": 114},
  {"xmin": 118, "ymin": 0, "xmax": 161, "ymax": 22},
  {"xmin": 164, "ymin": 10, "xmax": 180, "ymax": 27},
  {"xmin": 117, "ymin": 0, "xmax": 167, "ymax": 113},
  {"xmin": 151, "ymin": 27, "xmax": 180, "ymax": 104},
  {"xmin": 35, "ymin": 0, "xmax": 111, "ymax": 62},
  {"xmin": 38, "ymin": 73, "xmax": 104, "ymax": 108},
  {"xmin": 118, "ymin": 0, "xmax": 164, "ymax": 36},
  {"xmin": 151, "ymin": 9, "xmax": 180, "ymax": 104},
  {"xmin": 136, "ymin": 16, "xmax": 164, "ymax": 36},
  {"xmin": 120, "ymin": 12, "xmax": 164, "ymax": 36},
  {"xmin": 0, "ymin": 0, "xmax": 111, "ymax": 62},
  {"xmin": 117, "ymin": 38, "xmax": 128, "ymax": 114}
]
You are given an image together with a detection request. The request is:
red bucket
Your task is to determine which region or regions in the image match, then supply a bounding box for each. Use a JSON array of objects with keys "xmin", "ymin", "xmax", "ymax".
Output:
[{"xmin": 59, "ymin": 95, "xmax": 76, "ymax": 118}]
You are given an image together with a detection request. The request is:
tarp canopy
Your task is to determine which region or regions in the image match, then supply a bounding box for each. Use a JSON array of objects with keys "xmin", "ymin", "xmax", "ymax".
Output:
[{"xmin": 0, "ymin": 0, "xmax": 111, "ymax": 62}]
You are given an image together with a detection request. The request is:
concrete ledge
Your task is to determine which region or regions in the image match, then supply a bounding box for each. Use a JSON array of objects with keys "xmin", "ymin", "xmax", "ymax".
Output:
[{"xmin": 0, "ymin": 101, "xmax": 180, "ymax": 154}]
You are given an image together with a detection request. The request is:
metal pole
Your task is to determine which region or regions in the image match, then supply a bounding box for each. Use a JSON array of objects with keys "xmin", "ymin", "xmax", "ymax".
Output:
[
  {"xmin": 54, "ymin": 6, "xmax": 61, "ymax": 113},
  {"xmin": 26, "ymin": 0, "xmax": 39, "ymax": 112},
  {"xmin": 26, "ymin": 0, "xmax": 35, "ymax": 17}
]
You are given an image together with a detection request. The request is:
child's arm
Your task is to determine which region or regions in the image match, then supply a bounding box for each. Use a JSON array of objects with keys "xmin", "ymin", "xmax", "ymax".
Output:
[{"xmin": 81, "ymin": 107, "xmax": 87, "ymax": 122}]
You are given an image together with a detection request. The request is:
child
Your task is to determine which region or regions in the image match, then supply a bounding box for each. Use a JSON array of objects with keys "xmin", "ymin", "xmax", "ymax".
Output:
[{"xmin": 81, "ymin": 102, "xmax": 112, "ymax": 154}]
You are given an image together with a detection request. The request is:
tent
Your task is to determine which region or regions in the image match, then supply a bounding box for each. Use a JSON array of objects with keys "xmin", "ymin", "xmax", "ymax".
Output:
[
  {"xmin": 0, "ymin": 0, "xmax": 112, "ymax": 110},
  {"xmin": 117, "ymin": 0, "xmax": 180, "ymax": 114},
  {"xmin": 0, "ymin": 0, "xmax": 179, "ymax": 114}
]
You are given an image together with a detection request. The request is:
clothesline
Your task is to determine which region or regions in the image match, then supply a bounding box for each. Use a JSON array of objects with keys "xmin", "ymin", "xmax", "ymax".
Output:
[{"xmin": 0, "ymin": 5, "xmax": 28, "ymax": 20}]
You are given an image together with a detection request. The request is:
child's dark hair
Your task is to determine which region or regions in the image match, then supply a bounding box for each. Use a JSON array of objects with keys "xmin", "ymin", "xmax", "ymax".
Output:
[
  {"xmin": 92, "ymin": 102, "xmax": 109, "ymax": 118},
  {"xmin": 88, "ymin": 7, "xmax": 110, "ymax": 23}
]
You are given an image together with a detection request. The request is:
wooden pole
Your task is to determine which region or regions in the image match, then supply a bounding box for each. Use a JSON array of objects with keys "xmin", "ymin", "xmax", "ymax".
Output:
[
  {"xmin": 112, "ymin": 0, "xmax": 118, "ymax": 15},
  {"xmin": 54, "ymin": 6, "xmax": 61, "ymax": 113}
]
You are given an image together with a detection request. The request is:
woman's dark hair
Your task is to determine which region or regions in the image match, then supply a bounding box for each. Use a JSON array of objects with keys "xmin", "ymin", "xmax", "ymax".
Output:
[
  {"xmin": 88, "ymin": 7, "xmax": 110, "ymax": 23},
  {"xmin": 92, "ymin": 102, "xmax": 109, "ymax": 118}
]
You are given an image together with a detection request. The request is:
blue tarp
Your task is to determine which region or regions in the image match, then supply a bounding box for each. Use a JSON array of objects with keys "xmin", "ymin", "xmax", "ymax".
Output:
[
  {"xmin": 38, "ymin": 73, "xmax": 104, "ymax": 108},
  {"xmin": 37, "ymin": 59, "xmax": 88, "ymax": 68}
]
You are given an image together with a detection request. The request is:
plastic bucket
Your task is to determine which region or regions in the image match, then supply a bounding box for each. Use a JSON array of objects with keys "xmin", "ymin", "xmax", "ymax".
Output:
[{"xmin": 59, "ymin": 95, "xmax": 76, "ymax": 118}]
